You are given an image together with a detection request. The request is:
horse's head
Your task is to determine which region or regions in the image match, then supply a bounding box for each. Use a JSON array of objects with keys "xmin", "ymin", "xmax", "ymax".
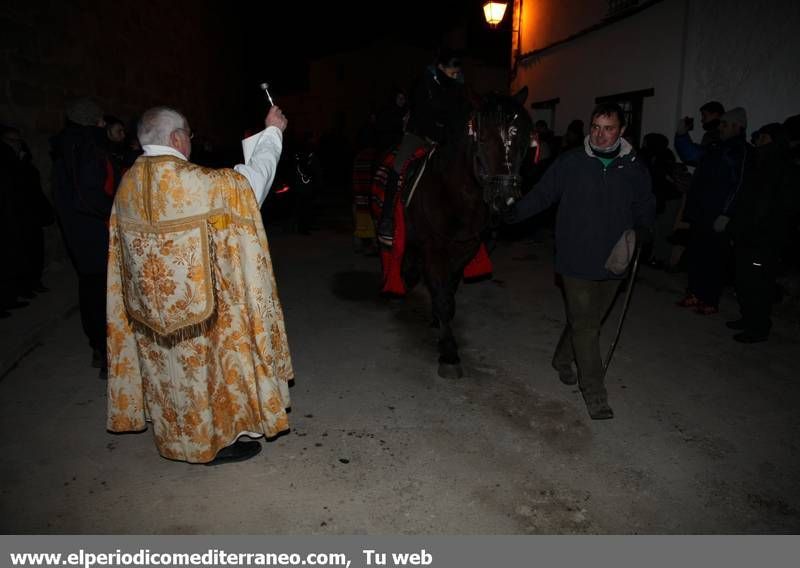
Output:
[{"xmin": 471, "ymin": 87, "xmax": 533, "ymax": 213}]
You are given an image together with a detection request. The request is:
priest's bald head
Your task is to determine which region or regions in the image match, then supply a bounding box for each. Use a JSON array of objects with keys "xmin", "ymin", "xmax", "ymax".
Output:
[{"xmin": 138, "ymin": 106, "xmax": 193, "ymax": 159}]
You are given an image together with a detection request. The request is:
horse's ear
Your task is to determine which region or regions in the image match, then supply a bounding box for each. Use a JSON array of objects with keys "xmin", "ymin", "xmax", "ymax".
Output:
[{"xmin": 512, "ymin": 86, "xmax": 529, "ymax": 106}]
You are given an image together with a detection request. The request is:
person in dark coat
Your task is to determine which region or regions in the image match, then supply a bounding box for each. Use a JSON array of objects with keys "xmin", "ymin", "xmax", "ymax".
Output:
[
  {"xmin": 639, "ymin": 132, "xmax": 680, "ymax": 266},
  {"xmin": 376, "ymin": 48, "xmax": 469, "ymax": 245},
  {"xmin": 1, "ymin": 126, "xmax": 54, "ymax": 303},
  {"xmin": 561, "ymin": 119, "xmax": 585, "ymax": 152},
  {"xmin": 675, "ymin": 101, "xmax": 725, "ymax": 164},
  {"xmin": 51, "ymin": 98, "xmax": 114, "ymax": 377},
  {"xmin": 374, "ymin": 88, "xmax": 408, "ymax": 157},
  {"xmin": 675, "ymin": 107, "xmax": 750, "ymax": 314},
  {"xmin": 0, "ymin": 126, "xmax": 30, "ymax": 316},
  {"xmin": 725, "ymin": 123, "xmax": 798, "ymax": 342},
  {"xmin": 505, "ymin": 103, "xmax": 655, "ymax": 420}
]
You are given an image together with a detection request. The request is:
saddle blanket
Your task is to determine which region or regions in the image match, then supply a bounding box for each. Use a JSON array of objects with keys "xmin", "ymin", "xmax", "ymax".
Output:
[{"xmin": 370, "ymin": 148, "xmax": 493, "ymax": 296}]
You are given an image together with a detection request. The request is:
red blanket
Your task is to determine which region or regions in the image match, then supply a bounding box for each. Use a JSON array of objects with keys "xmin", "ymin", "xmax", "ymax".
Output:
[{"xmin": 371, "ymin": 150, "xmax": 493, "ymax": 296}]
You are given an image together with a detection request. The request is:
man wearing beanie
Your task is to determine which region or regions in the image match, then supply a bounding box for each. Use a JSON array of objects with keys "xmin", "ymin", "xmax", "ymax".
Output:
[
  {"xmin": 676, "ymin": 105, "xmax": 751, "ymax": 315},
  {"xmin": 51, "ymin": 97, "xmax": 114, "ymax": 379}
]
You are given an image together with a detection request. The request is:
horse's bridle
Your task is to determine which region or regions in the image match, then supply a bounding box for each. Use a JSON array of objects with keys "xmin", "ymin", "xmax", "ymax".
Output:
[{"xmin": 470, "ymin": 110, "xmax": 524, "ymax": 212}]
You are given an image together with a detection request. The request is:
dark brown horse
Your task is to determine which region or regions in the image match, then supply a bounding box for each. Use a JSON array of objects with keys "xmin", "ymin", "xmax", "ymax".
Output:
[{"xmin": 400, "ymin": 87, "xmax": 532, "ymax": 377}]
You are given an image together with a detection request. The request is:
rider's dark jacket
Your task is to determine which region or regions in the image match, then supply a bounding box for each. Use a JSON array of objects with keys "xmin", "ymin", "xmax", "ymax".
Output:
[{"xmin": 508, "ymin": 137, "xmax": 655, "ymax": 280}]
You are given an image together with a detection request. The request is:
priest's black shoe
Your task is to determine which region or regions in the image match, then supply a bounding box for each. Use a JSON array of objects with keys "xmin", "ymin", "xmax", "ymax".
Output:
[
  {"xmin": 205, "ymin": 440, "xmax": 262, "ymax": 466},
  {"xmin": 725, "ymin": 319, "xmax": 746, "ymax": 330}
]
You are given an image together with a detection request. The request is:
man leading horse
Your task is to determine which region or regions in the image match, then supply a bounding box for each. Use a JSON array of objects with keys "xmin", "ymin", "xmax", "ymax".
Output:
[{"xmin": 505, "ymin": 102, "xmax": 655, "ymax": 420}]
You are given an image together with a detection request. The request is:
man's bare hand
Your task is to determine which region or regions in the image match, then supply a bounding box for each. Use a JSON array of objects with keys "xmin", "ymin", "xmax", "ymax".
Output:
[{"xmin": 266, "ymin": 105, "xmax": 288, "ymax": 132}]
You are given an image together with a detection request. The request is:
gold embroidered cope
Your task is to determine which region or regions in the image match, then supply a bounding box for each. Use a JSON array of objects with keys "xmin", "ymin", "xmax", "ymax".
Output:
[{"xmin": 106, "ymin": 156, "xmax": 293, "ymax": 463}]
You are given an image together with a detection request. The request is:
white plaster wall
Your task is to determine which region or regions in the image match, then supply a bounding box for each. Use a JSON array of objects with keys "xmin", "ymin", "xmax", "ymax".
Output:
[
  {"xmin": 512, "ymin": 0, "xmax": 800, "ymax": 144},
  {"xmin": 681, "ymin": 0, "xmax": 800, "ymax": 132},
  {"xmin": 512, "ymin": 0, "xmax": 686, "ymax": 141}
]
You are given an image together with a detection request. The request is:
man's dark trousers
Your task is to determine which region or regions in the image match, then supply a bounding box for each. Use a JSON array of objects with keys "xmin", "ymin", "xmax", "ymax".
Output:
[
  {"xmin": 77, "ymin": 272, "xmax": 107, "ymax": 359},
  {"xmin": 553, "ymin": 276, "xmax": 621, "ymax": 402},
  {"xmin": 688, "ymin": 227, "xmax": 730, "ymax": 307},
  {"xmin": 734, "ymin": 247, "xmax": 776, "ymax": 337}
]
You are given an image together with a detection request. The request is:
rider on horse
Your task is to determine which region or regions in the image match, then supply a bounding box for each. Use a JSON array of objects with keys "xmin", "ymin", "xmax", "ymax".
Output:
[{"xmin": 377, "ymin": 48, "xmax": 468, "ymax": 245}]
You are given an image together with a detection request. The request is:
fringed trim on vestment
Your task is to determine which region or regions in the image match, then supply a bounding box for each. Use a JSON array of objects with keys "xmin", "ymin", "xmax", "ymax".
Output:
[
  {"xmin": 125, "ymin": 219, "xmax": 222, "ymax": 348},
  {"xmin": 129, "ymin": 309, "xmax": 218, "ymax": 348}
]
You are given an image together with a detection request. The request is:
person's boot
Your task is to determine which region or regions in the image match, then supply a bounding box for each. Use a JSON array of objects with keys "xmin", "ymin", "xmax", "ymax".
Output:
[
  {"xmin": 582, "ymin": 391, "xmax": 613, "ymax": 420},
  {"xmin": 377, "ymin": 171, "xmax": 399, "ymax": 246},
  {"xmin": 733, "ymin": 331, "xmax": 769, "ymax": 344},
  {"xmin": 551, "ymin": 362, "xmax": 577, "ymax": 385}
]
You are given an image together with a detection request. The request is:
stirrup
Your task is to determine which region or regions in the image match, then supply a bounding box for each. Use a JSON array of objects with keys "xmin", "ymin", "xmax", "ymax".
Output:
[{"xmin": 377, "ymin": 218, "xmax": 394, "ymax": 246}]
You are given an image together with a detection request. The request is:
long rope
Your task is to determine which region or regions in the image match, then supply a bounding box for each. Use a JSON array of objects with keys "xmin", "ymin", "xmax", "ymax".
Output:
[{"xmin": 603, "ymin": 245, "xmax": 642, "ymax": 376}]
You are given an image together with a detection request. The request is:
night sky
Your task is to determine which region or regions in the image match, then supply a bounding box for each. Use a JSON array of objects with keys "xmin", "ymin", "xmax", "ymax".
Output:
[{"xmin": 243, "ymin": 0, "xmax": 511, "ymax": 93}]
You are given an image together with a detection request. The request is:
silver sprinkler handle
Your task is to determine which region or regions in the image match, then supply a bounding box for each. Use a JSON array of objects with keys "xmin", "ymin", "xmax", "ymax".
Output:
[{"xmin": 258, "ymin": 82, "xmax": 274, "ymax": 106}]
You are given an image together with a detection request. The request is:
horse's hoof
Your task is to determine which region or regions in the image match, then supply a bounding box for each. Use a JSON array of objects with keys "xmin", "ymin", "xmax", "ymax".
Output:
[{"xmin": 438, "ymin": 363, "xmax": 463, "ymax": 379}]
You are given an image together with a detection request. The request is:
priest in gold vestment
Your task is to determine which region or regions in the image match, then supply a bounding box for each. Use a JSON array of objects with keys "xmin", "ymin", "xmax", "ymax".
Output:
[{"xmin": 106, "ymin": 105, "xmax": 292, "ymax": 464}]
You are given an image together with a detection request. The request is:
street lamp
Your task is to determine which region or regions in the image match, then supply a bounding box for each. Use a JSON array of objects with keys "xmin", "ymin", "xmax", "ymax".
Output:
[{"xmin": 483, "ymin": 1, "xmax": 508, "ymax": 27}]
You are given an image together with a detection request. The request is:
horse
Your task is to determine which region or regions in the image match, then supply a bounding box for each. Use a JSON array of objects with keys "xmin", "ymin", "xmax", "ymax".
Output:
[{"xmin": 388, "ymin": 86, "xmax": 532, "ymax": 378}]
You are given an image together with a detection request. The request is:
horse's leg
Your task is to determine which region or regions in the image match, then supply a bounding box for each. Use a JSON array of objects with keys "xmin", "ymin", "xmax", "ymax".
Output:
[
  {"xmin": 401, "ymin": 246, "xmax": 422, "ymax": 293},
  {"xmin": 423, "ymin": 245, "xmax": 463, "ymax": 378}
]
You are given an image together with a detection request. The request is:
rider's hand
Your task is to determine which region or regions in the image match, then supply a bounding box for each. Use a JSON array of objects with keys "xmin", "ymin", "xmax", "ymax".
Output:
[{"xmin": 266, "ymin": 106, "xmax": 288, "ymax": 132}]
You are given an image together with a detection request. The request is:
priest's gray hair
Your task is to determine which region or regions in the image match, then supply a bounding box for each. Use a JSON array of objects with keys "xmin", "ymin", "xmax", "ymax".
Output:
[{"xmin": 137, "ymin": 106, "xmax": 188, "ymax": 146}]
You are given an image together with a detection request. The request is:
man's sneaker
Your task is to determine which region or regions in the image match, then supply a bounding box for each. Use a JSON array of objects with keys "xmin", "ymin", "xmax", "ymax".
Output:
[{"xmin": 725, "ymin": 319, "xmax": 746, "ymax": 330}]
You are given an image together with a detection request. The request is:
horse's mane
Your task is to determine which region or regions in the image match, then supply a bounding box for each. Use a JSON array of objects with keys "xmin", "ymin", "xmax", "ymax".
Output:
[{"xmin": 479, "ymin": 89, "xmax": 529, "ymax": 118}]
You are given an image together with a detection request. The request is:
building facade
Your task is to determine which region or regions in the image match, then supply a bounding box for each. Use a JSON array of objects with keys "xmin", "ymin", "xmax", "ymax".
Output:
[{"xmin": 510, "ymin": 0, "xmax": 800, "ymax": 146}]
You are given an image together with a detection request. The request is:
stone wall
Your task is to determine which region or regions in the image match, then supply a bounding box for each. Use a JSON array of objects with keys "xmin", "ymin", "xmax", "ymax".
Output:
[
  {"xmin": 681, "ymin": 0, "xmax": 800, "ymax": 132},
  {"xmin": 512, "ymin": 0, "xmax": 800, "ymax": 142},
  {"xmin": 511, "ymin": 0, "xmax": 685, "ymax": 138}
]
